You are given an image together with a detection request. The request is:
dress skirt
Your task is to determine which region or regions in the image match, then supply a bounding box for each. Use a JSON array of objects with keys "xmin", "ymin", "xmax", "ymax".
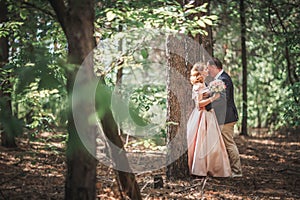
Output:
[{"xmin": 187, "ymin": 108, "xmax": 232, "ymax": 177}]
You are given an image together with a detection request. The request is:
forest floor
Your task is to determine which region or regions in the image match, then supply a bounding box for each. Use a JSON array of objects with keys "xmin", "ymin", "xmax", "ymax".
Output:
[{"xmin": 0, "ymin": 129, "xmax": 300, "ymax": 200}]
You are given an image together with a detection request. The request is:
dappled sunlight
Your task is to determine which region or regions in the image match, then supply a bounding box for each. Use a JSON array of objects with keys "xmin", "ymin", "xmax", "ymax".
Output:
[
  {"xmin": 240, "ymin": 154, "xmax": 259, "ymax": 160},
  {"xmin": 248, "ymin": 138, "xmax": 277, "ymax": 145},
  {"xmin": 248, "ymin": 138, "xmax": 300, "ymax": 148},
  {"xmin": 0, "ymin": 132, "xmax": 66, "ymax": 199},
  {"xmin": 1, "ymin": 130, "xmax": 300, "ymax": 199}
]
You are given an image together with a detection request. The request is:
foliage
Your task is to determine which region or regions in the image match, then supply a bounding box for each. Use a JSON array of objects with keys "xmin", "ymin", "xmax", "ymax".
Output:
[
  {"xmin": 96, "ymin": 0, "xmax": 217, "ymax": 38},
  {"xmin": 282, "ymin": 82, "xmax": 300, "ymax": 127},
  {"xmin": 1, "ymin": 0, "xmax": 298, "ymax": 143},
  {"xmin": 0, "ymin": 96, "xmax": 23, "ymax": 138},
  {"xmin": 94, "ymin": 0, "xmax": 217, "ymax": 143},
  {"xmin": 211, "ymin": 0, "xmax": 299, "ymax": 131},
  {"xmin": 0, "ymin": 1, "xmax": 68, "ymax": 136}
]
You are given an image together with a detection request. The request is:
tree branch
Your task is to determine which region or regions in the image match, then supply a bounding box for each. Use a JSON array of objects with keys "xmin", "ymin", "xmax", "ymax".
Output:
[
  {"xmin": 18, "ymin": 1, "xmax": 56, "ymax": 18},
  {"xmin": 48, "ymin": 0, "xmax": 67, "ymax": 35},
  {"xmin": 268, "ymin": 1, "xmax": 299, "ymax": 103}
]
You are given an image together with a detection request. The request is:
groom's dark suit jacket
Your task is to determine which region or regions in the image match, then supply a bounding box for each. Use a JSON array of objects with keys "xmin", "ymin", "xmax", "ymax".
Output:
[{"xmin": 206, "ymin": 71, "xmax": 238, "ymax": 125}]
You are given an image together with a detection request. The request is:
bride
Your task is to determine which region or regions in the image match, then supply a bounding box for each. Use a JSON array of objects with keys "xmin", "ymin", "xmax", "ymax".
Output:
[{"xmin": 187, "ymin": 62, "xmax": 231, "ymax": 177}]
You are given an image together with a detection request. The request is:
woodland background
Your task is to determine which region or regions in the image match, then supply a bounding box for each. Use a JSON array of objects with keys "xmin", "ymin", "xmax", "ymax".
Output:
[{"xmin": 0, "ymin": 0, "xmax": 299, "ymax": 199}]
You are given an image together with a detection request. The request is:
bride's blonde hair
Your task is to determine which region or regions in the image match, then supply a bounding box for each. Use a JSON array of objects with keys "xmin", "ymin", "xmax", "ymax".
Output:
[{"xmin": 190, "ymin": 62, "xmax": 206, "ymax": 85}]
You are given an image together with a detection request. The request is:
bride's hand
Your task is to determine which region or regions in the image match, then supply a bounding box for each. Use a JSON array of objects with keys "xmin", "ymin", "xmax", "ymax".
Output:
[
  {"xmin": 210, "ymin": 93, "xmax": 220, "ymax": 102},
  {"xmin": 203, "ymin": 91, "xmax": 210, "ymax": 98}
]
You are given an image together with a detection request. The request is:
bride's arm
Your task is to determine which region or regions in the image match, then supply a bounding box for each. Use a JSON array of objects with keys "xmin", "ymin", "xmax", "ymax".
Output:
[{"xmin": 198, "ymin": 92, "xmax": 220, "ymax": 108}]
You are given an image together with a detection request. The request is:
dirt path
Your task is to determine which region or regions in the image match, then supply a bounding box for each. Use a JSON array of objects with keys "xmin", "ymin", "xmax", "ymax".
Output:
[
  {"xmin": 135, "ymin": 132, "xmax": 300, "ymax": 199},
  {"xmin": 0, "ymin": 131, "xmax": 299, "ymax": 199}
]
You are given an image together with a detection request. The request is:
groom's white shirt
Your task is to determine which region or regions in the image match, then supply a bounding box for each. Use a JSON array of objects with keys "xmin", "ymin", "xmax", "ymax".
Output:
[{"xmin": 215, "ymin": 69, "xmax": 224, "ymax": 80}]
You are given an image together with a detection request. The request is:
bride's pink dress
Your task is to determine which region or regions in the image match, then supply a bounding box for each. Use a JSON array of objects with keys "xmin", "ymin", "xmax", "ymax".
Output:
[{"xmin": 187, "ymin": 83, "xmax": 231, "ymax": 177}]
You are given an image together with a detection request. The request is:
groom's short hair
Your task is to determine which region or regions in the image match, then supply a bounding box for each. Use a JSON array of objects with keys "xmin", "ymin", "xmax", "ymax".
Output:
[{"xmin": 208, "ymin": 58, "xmax": 223, "ymax": 69}]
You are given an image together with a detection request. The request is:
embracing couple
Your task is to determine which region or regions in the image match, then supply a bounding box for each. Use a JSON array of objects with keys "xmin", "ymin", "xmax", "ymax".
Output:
[{"xmin": 187, "ymin": 57, "xmax": 242, "ymax": 178}]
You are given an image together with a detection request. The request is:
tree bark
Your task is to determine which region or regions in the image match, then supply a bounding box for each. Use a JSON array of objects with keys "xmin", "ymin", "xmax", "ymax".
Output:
[
  {"xmin": 100, "ymin": 107, "xmax": 141, "ymax": 199},
  {"xmin": 200, "ymin": 0, "xmax": 213, "ymax": 57},
  {"xmin": 240, "ymin": 0, "xmax": 248, "ymax": 136},
  {"xmin": 0, "ymin": 0, "xmax": 17, "ymax": 148},
  {"xmin": 49, "ymin": 0, "xmax": 141, "ymax": 199},
  {"xmin": 49, "ymin": 1, "xmax": 98, "ymax": 199},
  {"xmin": 166, "ymin": 34, "xmax": 190, "ymax": 180},
  {"xmin": 166, "ymin": 0, "xmax": 213, "ymax": 180}
]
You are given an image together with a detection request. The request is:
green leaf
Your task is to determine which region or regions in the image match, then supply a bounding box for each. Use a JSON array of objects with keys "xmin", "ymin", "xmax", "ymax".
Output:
[
  {"xmin": 184, "ymin": 9, "xmax": 198, "ymax": 16},
  {"xmin": 15, "ymin": 66, "xmax": 37, "ymax": 93},
  {"xmin": 184, "ymin": 3, "xmax": 195, "ymax": 9},
  {"xmin": 195, "ymin": 3, "xmax": 208, "ymax": 13},
  {"xmin": 143, "ymin": 140, "xmax": 150, "ymax": 148},
  {"xmin": 208, "ymin": 15, "xmax": 218, "ymax": 20},
  {"xmin": 106, "ymin": 11, "xmax": 116, "ymax": 21},
  {"xmin": 141, "ymin": 49, "xmax": 149, "ymax": 59},
  {"xmin": 196, "ymin": 20, "xmax": 206, "ymax": 28},
  {"xmin": 202, "ymin": 18, "xmax": 213, "ymax": 25},
  {"xmin": 38, "ymin": 73, "xmax": 61, "ymax": 90},
  {"xmin": 20, "ymin": 10, "xmax": 27, "ymax": 20}
]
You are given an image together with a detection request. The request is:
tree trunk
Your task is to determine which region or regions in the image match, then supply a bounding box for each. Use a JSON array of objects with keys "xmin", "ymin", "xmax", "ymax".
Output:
[
  {"xmin": 201, "ymin": 0, "xmax": 213, "ymax": 57},
  {"xmin": 0, "ymin": 0, "xmax": 17, "ymax": 148},
  {"xmin": 100, "ymin": 108, "xmax": 142, "ymax": 200},
  {"xmin": 255, "ymin": 89, "xmax": 261, "ymax": 128},
  {"xmin": 166, "ymin": 0, "xmax": 213, "ymax": 180},
  {"xmin": 49, "ymin": 1, "xmax": 97, "ymax": 199},
  {"xmin": 49, "ymin": 1, "xmax": 141, "ymax": 199},
  {"xmin": 240, "ymin": 0, "xmax": 248, "ymax": 136},
  {"xmin": 116, "ymin": 25, "xmax": 123, "ymax": 136},
  {"xmin": 166, "ymin": 34, "xmax": 190, "ymax": 180},
  {"xmin": 270, "ymin": 3, "xmax": 299, "ymax": 100}
]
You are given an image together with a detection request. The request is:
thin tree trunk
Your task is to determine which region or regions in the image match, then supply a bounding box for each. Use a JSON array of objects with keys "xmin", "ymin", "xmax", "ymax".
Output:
[
  {"xmin": 100, "ymin": 107, "xmax": 142, "ymax": 199},
  {"xmin": 284, "ymin": 40, "xmax": 299, "ymax": 103},
  {"xmin": 201, "ymin": 0, "xmax": 213, "ymax": 57},
  {"xmin": 269, "ymin": 3, "xmax": 299, "ymax": 104},
  {"xmin": 116, "ymin": 25, "xmax": 123, "ymax": 136},
  {"xmin": 240, "ymin": 0, "xmax": 248, "ymax": 136},
  {"xmin": 0, "ymin": 0, "xmax": 17, "ymax": 148}
]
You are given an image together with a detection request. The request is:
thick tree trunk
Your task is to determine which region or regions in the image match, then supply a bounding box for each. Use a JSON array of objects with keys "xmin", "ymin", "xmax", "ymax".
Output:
[
  {"xmin": 284, "ymin": 43, "xmax": 299, "ymax": 104},
  {"xmin": 64, "ymin": 2, "xmax": 98, "ymax": 199},
  {"xmin": 166, "ymin": 34, "xmax": 190, "ymax": 180},
  {"xmin": 49, "ymin": 1, "xmax": 141, "ymax": 199},
  {"xmin": 0, "ymin": 0, "xmax": 17, "ymax": 148},
  {"xmin": 166, "ymin": 0, "xmax": 212, "ymax": 180},
  {"xmin": 240, "ymin": 0, "xmax": 248, "ymax": 136},
  {"xmin": 49, "ymin": 1, "xmax": 97, "ymax": 199}
]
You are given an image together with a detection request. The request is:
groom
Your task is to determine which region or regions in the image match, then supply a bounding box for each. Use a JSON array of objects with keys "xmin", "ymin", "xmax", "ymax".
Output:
[{"xmin": 206, "ymin": 57, "xmax": 242, "ymax": 177}]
